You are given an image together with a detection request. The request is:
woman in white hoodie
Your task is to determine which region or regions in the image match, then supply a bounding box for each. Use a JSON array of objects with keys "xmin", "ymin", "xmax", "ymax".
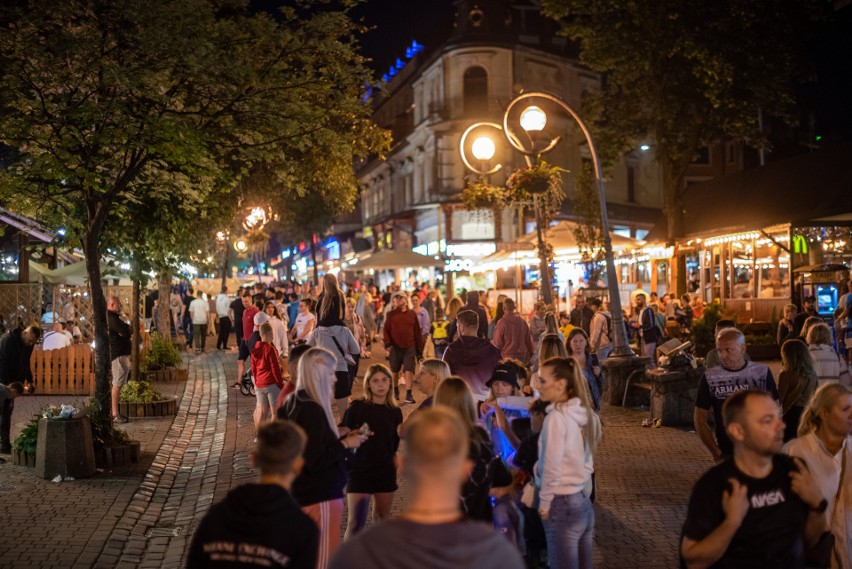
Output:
[{"xmin": 536, "ymin": 357, "xmax": 602, "ymax": 569}]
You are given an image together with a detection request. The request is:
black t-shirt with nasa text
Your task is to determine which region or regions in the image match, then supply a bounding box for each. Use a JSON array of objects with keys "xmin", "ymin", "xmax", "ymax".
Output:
[
  {"xmin": 682, "ymin": 454, "xmax": 809, "ymax": 568},
  {"xmin": 695, "ymin": 361, "xmax": 779, "ymax": 456}
]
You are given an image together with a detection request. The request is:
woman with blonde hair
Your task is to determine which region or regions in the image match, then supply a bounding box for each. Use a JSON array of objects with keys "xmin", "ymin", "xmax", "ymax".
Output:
[
  {"xmin": 536, "ymin": 357, "xmax": 602, "ymax": 569},
  {"xmin": 808, "ymin": 323, "xmax": 852, "ymax": 386},
  {"xmin": 785, "ymin": 383, "xmax": 852, "ymax": 569},
  {"xmin": 277, "ymin": 347, "xmax": 369, "ymax": 569},
  {"xmin": 433, "ymin": 376, "xmax": 496, "ymax": 521},
  {"xmin": 445, "ymin": 296, "xmax": 464, "ymax": 342}
]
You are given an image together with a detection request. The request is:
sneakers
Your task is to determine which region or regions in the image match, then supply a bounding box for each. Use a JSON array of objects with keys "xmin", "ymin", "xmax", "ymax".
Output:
[
  {"xmin": 112, "ymin": 415, "xmax": 129, "ymax": 424},
  {"xmin": 404, "ymin": 391, "xmax": 416, "ymax": 405}
]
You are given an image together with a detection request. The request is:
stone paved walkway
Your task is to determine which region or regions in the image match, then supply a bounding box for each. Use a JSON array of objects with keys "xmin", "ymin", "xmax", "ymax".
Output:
[{"xmin": 0, "ymin": 344, "xmax": 785, "ymax": 568}]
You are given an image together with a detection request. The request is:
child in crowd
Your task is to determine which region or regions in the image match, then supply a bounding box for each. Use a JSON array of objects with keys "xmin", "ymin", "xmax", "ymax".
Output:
[
  {"xmin": 341, "ymin": 364, "xmax": 403, "ymax": 540},
  {"xmin": 481, "ymin": 363, "xmax": 531, "ymax": 463},
  {"xmin": 430, "ymin": 314, "xmax": 451, "ymax": 360},
  {"xmin": 558, "ymin": 311, "xmax": 575, "ymax": 340},
  {"xmin": 250, "ymin": 323, "xmax": 285, "ymax": 433}
]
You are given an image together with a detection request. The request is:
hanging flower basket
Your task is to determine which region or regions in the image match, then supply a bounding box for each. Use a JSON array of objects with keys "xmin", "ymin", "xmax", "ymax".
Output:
[
  {"xmin": 505, "ymin": 161, "xmax": 565, "ymax": 198},
  {"xmin": 460, "ymin": 181, "xmax": 506, "ymax": 210}
]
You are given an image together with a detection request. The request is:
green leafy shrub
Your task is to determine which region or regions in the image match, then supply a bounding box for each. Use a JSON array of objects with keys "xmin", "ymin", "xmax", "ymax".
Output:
[
  {"xmin": 143, "ymin": 333, "xmax": 182, "ymax": 372},
  {"xmin": 12, "ymin": 414, "xmax": 41, "ymax": 455},
  {"xmin": 120, "ymin": 380, "xmax": 163, "ymax": 403},
  {"xmin": 691, "ymin": 300, "xmax": 725, "ymax": 356}
]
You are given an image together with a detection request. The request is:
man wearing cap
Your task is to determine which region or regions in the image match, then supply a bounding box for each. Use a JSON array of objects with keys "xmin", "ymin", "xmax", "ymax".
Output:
[
  {"xmin": 42, "ymin": 316, "xmax": 71, "ymax": 351},
  {"xmin": 383, "ymin": 292, "xmax": 423, "ymax": 404}
]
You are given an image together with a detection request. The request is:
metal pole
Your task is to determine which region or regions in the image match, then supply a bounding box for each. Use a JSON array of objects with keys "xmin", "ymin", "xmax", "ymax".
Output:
[{"xmin": 533, "ymin": 195, "xmax": 553, "ymax": 305}]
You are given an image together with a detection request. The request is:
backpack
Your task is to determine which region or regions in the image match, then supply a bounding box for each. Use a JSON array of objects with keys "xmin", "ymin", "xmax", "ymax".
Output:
[
  {"xmin": 601, "ymin": 312, "xmax": 612, "ymax": 341},
  {"xmin": 432, "ymin": 320, "xmax": 449, "ymax": 341}
]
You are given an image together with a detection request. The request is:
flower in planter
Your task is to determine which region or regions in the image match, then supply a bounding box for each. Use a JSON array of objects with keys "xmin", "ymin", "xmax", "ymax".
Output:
[
  {"xmin": 460, "ymin": 181, "xmax": 506, "ymax": 211},
  {"xmin": 505, "ymin": 161, "xmax": 565, "ymax": 200}
]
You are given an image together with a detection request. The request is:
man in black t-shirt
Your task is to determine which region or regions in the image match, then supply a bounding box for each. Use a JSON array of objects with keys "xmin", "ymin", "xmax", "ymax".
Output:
[
  {"xmin": 187, "ymin": 420, "xmax": 317, "ymax": 569},
  {"xmin": 694, "ymin": 327, "xmax": 779, "ymax": 462},
  {"xmin": 681, "ymin": 390, "xmax": 827, "ymax": 569}
]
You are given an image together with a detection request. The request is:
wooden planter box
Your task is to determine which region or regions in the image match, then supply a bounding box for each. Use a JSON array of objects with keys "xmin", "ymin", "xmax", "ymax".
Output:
[
  {"xmin": 12, "ymin": 448, "xmax": 35, "ymax": 467},
  {"xmin": 118, "ymin": 398, "xmax": 177, "ymax": 418},
  {"xmin": 96, "ymin": 441, "xmax": 141, "ymax": 468},
  {"xmin": 144, "ymin": 367, "xmax": 188, "ymax": 383}
]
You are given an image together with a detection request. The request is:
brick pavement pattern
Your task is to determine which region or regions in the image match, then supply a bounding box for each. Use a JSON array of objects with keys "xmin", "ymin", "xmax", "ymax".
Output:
[{"xmin": 1, "ymin": 344, "xmax": 763, "ymax": 567}]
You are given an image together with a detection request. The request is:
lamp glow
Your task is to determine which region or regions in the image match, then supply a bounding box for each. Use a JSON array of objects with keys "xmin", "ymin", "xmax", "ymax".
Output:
[
  {"xmin": 471, "ymin": 136, "xmax": 496, "ymax": 161},
  {"xmin": 234, "ymin": 239, "xmax": 248, "ymax": 253},
  {"xmin": 520, "ymin": 106, "xmax": 547, "ymax": 132}
]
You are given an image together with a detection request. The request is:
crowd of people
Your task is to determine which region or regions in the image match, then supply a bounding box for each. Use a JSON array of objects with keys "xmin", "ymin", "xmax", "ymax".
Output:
[{"xmin": 0, "ymin": 272, "xmax": 850, "ymax": 567}]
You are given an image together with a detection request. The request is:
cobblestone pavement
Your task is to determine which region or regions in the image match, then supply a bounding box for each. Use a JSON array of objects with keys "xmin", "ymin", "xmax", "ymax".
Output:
[{"xmin": 0, "ymin": 341, "xmax": 785, "ymax": 568}]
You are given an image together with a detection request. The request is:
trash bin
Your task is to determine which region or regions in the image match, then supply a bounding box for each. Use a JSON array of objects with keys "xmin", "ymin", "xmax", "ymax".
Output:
[{"xmin": 35, "ymin": 417, "xmax": 97, "ymax": 480}]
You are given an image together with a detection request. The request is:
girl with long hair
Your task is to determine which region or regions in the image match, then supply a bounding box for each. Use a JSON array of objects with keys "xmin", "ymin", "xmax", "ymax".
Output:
[
  {"xmin": 341, "ymin": 364, "xmax": 403, "ymax": 540},
  {"xmin": 433, "ymin": 376, "xmax": 496, "ymax": 521},
  {"xmin": 354, "ymin": 291, "xmax": 377, "ymax": 344},
  {"xmin": 445, "ymin": 296, "xmax": 464, "ymax": 342},
  {"xmin": 785, "ymin": 383, "xmax": 852, "ymax": 568},
  {"xmin": 530, "ymin": 334, "xmax": 568, "ymax": 392},
  {"xmin": 317, "ymin": 273, "xmax": 346, "ymax": 327},
  {"xmin": 778, "ymin": 339, "xmax": 818, "ymax": 441},
  {"xmin": 263, "ymin": 301, "xmax": 289, "ymax": 365},
  {"xmin": 566, "ymin": 328, "xmax": 605, "ymax": 410},
  {"xmin": 536, "ymin": 357, "xmax": 602, "ymax": 569},
  {"xmin": 277, "ymin": 348, "xmax": 369, "ymax": 569}
]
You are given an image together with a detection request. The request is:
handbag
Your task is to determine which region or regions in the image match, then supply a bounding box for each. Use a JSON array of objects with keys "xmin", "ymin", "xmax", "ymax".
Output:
[{"xmin": 806, "ymin": 446, "xmax": 845, "ymax": 568}]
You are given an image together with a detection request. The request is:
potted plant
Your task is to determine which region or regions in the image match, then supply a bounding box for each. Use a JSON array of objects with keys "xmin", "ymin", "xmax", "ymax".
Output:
[
  {"xmin": 460, "ymin": 180, "xmax": 505, "ymax": 210},
  {"xmin": 11, "ymin": 414, "xmax": 40, "ymax": 467},
  {"xmin": 142, "ymin": 333, "xmax": 187, "ymax": 382},
  {"xmin": 119, "ymin": 380, "xmax": 177, "ymax": 418}
]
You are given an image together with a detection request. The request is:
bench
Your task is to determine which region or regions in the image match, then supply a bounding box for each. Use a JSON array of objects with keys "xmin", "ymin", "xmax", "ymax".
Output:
[{"xmin": 30, "ymin": 344, "xmax": 95, "ymax": 395}]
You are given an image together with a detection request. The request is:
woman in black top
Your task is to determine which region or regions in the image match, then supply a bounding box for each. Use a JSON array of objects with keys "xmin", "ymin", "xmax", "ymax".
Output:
[
  {"xmin": 341, "ymin": 364, "xmax": 403, "ymax": 539},
  {"xmin": 433, "ymin": 376, "xmax": 495, "ymax": 521},
  {"xmin": 277, "ymin": 347, "xmax": 368, "ymax": 569}
]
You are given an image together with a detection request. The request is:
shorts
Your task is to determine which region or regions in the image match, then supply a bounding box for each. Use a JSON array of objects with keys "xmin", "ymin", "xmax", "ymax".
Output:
[
  {"xmin": 255, "ymin": 384, "xmax": 281, "ymax": 408},
  {"xmin": 238, "ymin": 339, "xmax": 250, "ymax": 361},
  {"xmin": 334, "ymin": 370, "xmax": 352, "ymax": 399},
  {"xmin": 389, "ymin": 347, "xmax": 416, "ymax": 373},
  {"xmin": 111, "ymin": 355, "xmax": 130, "ymax": 387}
]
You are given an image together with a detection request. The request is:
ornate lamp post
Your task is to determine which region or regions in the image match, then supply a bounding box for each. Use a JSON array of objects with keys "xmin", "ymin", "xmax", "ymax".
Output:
[{"xmin": 460, "ymin": 91, "xmax": 633, "ymax": 357}]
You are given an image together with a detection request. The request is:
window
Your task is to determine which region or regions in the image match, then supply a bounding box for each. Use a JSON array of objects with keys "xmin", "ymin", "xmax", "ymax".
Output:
[{"xmin": 463, "ymin": 67, "xmax": 488, "ymax": 115}]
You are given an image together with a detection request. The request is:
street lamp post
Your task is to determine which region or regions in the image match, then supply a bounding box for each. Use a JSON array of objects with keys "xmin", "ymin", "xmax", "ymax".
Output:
[{"xmin": 460, "ymin": 92, "xmax": 634, "ymax": 358}]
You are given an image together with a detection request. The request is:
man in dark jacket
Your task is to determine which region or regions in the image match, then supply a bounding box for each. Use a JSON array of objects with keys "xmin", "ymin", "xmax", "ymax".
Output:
[
  {"xmin": 187, "ymin": 420, "xmax": 318, "ymax": 569},
  {"xmin": 108, "ymin": 296, "xmax": 132, "ymax": 423},
  {"xmin": 0, "ymin": 326, "xmax": 40, "ymax": 454},
  {"xmin": 442, "ymin": 310, "xmax": 502, "ymax": 399},
  {"xmin": 383, "ymin": 292, "xmax": 424, "ymax": 404},
  {"xmin": 569, "ymin": 296, "xmax": 595, "ymax": 335}
]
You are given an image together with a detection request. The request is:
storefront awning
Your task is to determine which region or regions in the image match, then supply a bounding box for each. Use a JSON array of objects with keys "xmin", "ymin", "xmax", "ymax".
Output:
[{"xmin": 346, "ymin": 248, "xmax": 442, "ymax": 271}]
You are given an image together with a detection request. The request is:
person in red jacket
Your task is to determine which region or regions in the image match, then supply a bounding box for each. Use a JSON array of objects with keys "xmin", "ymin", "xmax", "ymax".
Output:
[
  {"xmin": 252, "ymin": 323, "xmax": 287, "ymax": 433},
  {"xmin": 383, "ymin": 292, "xmax": 424, "ymax": 404}
]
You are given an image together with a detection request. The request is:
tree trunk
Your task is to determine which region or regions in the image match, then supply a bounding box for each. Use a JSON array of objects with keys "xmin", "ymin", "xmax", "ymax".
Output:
[
  {"xmin": 130, "ymin": 279, "xmax": 140, "ymax": 382},
  {"xmin": 157, "ymin": 271, "xmax": 173, "ymax": 340},
  {"xmin": 661, "ymin": 159, "xmax": 686, "ymax": 243},
  {"xmin": 309, "ymin": 239, "xmax": 319, "ymax": 286},
  {"xmin": 83, "ymin": 232, "xmax": 110, "ymax": 421}
]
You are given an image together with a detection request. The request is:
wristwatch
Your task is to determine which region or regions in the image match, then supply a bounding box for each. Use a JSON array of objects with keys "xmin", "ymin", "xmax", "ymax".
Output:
[{"xmin": 810, "ymin": 498, "xmax": 828, "ymax": 514}]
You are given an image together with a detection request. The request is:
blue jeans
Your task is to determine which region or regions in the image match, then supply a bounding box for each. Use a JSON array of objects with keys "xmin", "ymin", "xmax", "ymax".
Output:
[{"xmin": 544, "ymin": 491, "xmax": 594, "ymax": 569}]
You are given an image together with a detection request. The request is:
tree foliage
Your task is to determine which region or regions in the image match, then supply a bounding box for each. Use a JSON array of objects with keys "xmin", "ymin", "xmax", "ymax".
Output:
[
  {"xmin": 541, "ymin": 0, "xmax": 827, "ymax": 240},
  {"xmin": 0, "ymin": 0, "xmax": 387, "ymax": 418}
]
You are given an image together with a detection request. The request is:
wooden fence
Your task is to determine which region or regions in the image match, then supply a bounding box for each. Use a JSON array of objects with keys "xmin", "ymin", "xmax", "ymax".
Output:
[
  {"xmin": 30, "ymin": 344, "xmax": 95, "ymax": 395},
  {"xmin": 29, "ymin": 330, "xmax": 152, "ymax": 396}
]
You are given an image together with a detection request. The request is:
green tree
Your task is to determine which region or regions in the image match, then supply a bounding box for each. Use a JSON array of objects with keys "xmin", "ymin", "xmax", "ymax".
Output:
[
  {"xmin": 0, "ymin": 0, "xmax": 385, "ymax": 419},
  {"xmin": 541, "ymin": 0, "xmax": 825, "ymax": 244}
]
